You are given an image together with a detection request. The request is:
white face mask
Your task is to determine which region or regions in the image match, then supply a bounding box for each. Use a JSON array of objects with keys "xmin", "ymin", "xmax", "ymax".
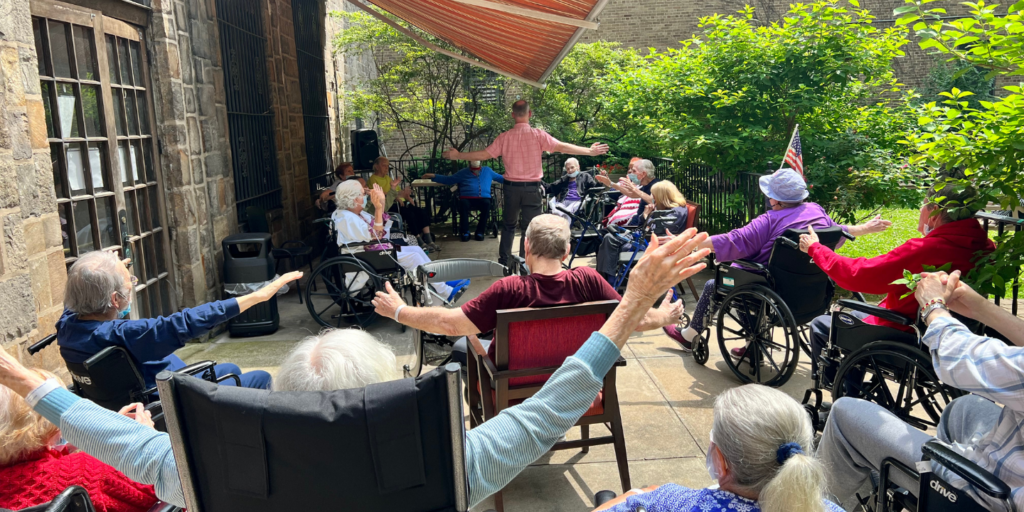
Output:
[
  {"xmin": 706, "ymin": 429, "xmax": 720, "ymax": 480},
  {"xmin": 363, "ymin": 195, "xmax": 370, "ymax": 208}
]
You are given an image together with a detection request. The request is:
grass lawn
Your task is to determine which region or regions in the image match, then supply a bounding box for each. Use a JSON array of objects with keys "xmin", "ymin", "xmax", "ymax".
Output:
[{"xmin": 836, "ymin": 207, "xmax": 922, "ymax": 259}]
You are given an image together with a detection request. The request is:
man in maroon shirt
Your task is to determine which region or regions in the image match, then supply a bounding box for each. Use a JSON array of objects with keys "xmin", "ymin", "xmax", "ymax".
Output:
[{"xmin": 372, "ymin": 214, "xmax": 704, "ymax": 366}]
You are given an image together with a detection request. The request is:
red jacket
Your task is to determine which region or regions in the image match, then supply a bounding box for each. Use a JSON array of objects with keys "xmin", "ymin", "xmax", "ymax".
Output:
[
  {"xmin": 808, "ymin": 218, "xmax": 995, "ymax": 331},
  {"xmin": 0, "ymin": 447, "xmax": 157, "ymax": 512}
]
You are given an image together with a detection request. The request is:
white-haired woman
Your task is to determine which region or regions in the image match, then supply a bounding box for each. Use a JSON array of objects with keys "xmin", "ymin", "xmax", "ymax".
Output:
[
  {"xmin": 546, "ymin": 158, "xmax": 599, "ymax": 223},
  {"xmin": 272, "ymin": 329, "xmax": 402, "ymax": 392},
  {"xmin": 330, "ymin": 180, "xmax": 467, "ymax": 302},
  {"xmin": 0, "ymin": 369, "xmax": 159, "ymax": 511},
  {"xmin": 595, "ymin": 384, "xmax": 842, "ymax": 512}
]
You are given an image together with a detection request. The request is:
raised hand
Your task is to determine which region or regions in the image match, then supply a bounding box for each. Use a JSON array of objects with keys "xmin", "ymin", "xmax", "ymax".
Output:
[
  {"xmin": 862, "ymin": 215, "xmax": 893, "ymax": 235},
  {"xmin": 798, "ymin": 225, "xmax": 819, "ymax": 254},
  {"xmin": 589, "ymin": 142, "xmax": 610, "ymax": 156},
  {"xmin": 654, "ymin": 290, "xmax": 685, "ymax": 327},
  {"xmin": 371, "ymin": 184, "xmax": 386, "ymax": 209},
  {"xmin": 441, "ymin": 148, "xmax": 459, "ymax": 160},
  {"xmin": 595, "ymin": 173, "xmax": 613, "ymax": 187},
  {"xmin": 371, "ymin": 281, "xmax": 408, "ymax": 321},
  {"xmin": 626, "ymin": 228, "xmax": 710, "ymax": 305},
  {"xmin": 118, "ymin": 403, "xmax": 155, "ymax": 429},
  {"xmin": 619, "ymin": 178, "xmax": 640, "ymax": 198},
  {"xmin": 644, "ymin": 204, "xmax": 656, "ymax": 217},
  {"xmin": 391, "ymin": 178, "xmax": 402, "ymax": 189}
]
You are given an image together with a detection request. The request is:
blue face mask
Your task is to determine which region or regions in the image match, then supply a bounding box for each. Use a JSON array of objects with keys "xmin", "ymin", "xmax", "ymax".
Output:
[
  {"xmin": 364, "ymin": 195, "xmax": 371, "ymax": 207},
  {"xmin": 567, "ymin": 170, "xmax": 580, "ymax": 178},
  {"xmin": 119, "ymin": 304, "xmax": 131, "ymax": 319},
  {"xmin": 628, "ymin": 173, "xmax": 641, "ymax": 185}
]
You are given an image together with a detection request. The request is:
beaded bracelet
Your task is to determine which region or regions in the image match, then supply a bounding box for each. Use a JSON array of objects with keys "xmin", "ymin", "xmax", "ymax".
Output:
[{"xmin": 922, "ymin": 297, "xmax": 946, "ymax": 309}]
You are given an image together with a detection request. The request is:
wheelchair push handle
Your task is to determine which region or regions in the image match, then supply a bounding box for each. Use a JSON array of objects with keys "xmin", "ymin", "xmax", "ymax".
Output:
[
  {"xmin": 556, "ymin": 206, "xmax": 586, "ymax": 225},
  {"xmin": 842, "ymin": 230, "xmax": 856, "ymax": 242},
  {"xmin": 922, "ymin": 440, "xmax": 1013, "ymax": 500},
  {"xmin": 28, "ymin": 333, "xmax": 59, "ymax": 356}
]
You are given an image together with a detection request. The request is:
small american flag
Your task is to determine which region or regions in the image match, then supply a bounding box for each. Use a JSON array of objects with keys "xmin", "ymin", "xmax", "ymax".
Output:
[{"xmin": 783, "ymin": 126, "xmax": 804, "ymax": 177}]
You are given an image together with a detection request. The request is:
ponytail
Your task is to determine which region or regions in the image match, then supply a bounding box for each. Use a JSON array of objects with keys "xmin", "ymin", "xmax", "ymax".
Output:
[{"xmin": 760, "ymin": 452, "xmax": 827, "ymax": 512}]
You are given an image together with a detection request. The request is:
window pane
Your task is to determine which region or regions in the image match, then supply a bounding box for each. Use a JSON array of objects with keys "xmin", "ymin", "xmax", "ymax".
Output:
[
  {"xmin": 72, "ymin": 200, "xmax": 95, "ymax": 253},
  {"xmin": 60, "ymin": 203, "xmax": 72, "ymax": 255},
  {"xmin": 66, "ymin": 143, "xmax": 87, "ymax": 195},
  {"xmin": 73, "ymin": 26, "xmax": 96, "ymax": 80},
  {"xmin": 47, "ymin": 21, "xmax": 72, "ymax": 78},
  {"xmin": 124, "ymin": 92, "xmax": 139, "ymax": 135},
  {"xmin": 156, "ymin": 232, "xmax": 167, "ymax": 273},
  {"xmin": 106, "ymin": 35, "xmax": 119, "ymax": 85},
  {"xmin": 159, "ymin": 280, "xmax": 172, "ymax": 315},
  {"xmin": 149, "ymin": 186, "xmax": 161, "ymax": 229},
  {"xmin": 133, "ymin": 239, "xmax": 147, "ymax": 282},
  {"xmin": 111, "ymin": 88, "xmax": 126, "ymax": 136},
  {"xmin": 41, "ymin": 82, "xmax": 54, "ymax": 138},
  {"xmin": 118, "ymin": 38, "xmax": 132, "ymax": 85},
  {"xmin": 97, "ymin": 196, "xmax": 117, "ymax": 248},
  {"xmin": 80, "ymin": 84, "xmax": 103, "ymax": 137},
  {"xmin": 136, "ymin": 288, "xmax": 149, "ymax": 318},
  {"xmin": 56, "ymin": 83, "xmax": 79, "ymax": 138},
  {"xmin": 144, "ymin": 237, "xmax": 157, "ymax": 282},
  {"xmin": 136, "ymin": 91, "xmax": 149, "ymax": 134},
  {"xmin": 125, "ymin": 190, "xmax": 138, "ymax": 235},
  {"xmin": 118, "ymin": 141, "xmax": 130, "ymax": 185},
  {"xmin": 51, "ymin": 143, "xmax": 66, "ymax": 199},
  {"xmin": 88, "ymin": 142, "xmax": 108, "ymax": 192},
  {"xmin": 148, "ymin": 283, "xmax": 160, "ymax": 316},
  {"xmin": 33, "ymin": 18, "xmax": 47, "ymax": 76},
  {"xmin": 129, "ymin": 142, "xmax": 141, "ymax": 183},
  {"xmin": 142, "ymin": 141, "xmax": 154, "ymax": 184},
  {"xmin": 130, "ymin": 41, "xmax": 143, "ymax": 87}
]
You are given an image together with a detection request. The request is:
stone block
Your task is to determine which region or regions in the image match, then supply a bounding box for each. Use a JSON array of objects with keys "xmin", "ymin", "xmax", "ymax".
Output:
[
  {"xmin": 42, "ymin": 213, "xmax": 62, "ymax": 249},
  {"xmin": 46, "ymin": 249, "xmax": 66, "ymax": 309},
  {"xmin": 156, "ymin": 41, "xmax": 182, "ymax": 81},
  {"xmin": 161, "ymin": 147, "xmax": 189, "ymax": 188},
  {"xmin": 23, "ymin": 218, "xmax": 44, "ymax": 255},
  {"xmin": 7, "ymin": 109, "xmax": 31, "ymax": 160},
  {"xmin": 178, "ymin": 36, "xmax": 194, "ymax": 85},
  {"xmin": 213, "ymin": 215, "xmax": 230, "ymax": 245},
  {"xmin": 0, "ymin": 274, "xmax": 38, "ymax": 343},
  {"xmin": 199, "ymin": 116, "xmax": 221, "ymax": 153},
  {"xmin": 195, "ymin": 190, "xmax": 209, "ymax": 228},
  {"xmin": 204, "ymin": 151, "xmax": 226, "ymax": 178},
  {"xmin": 150, "ymin": 14, "xmax": 177, "ymax": 41},
  {"xmin": 26, "ymin": 99, "xmax": 47, "ymax": 150},
  {"xmin": 202, "ymin": 243, "xmax": 215, "ymax": 289},
  {"xmin": 32, "ymin": 151, "xmax": 57, "ymax": 216},
  {"xmin": 190, "ymin": 260, "xmax": 205, "ymax": 304},
  {"xmin": 166, "ymin": 188, "xmax": 198, "ymax": 228},
  {"xmin": 4, "ymin": 213, "xmax": 27, "ymax": 272},
  {"xmin": 18, "ymin": 46, "xmax": 40, "ymax": 96},
  {"xmin": 1, "ymin": 46, "xmax": 24, "ymax": 108},
  {"xmin": 187, "ymin": 116, "xmax": 202, "ymax": 155},
  {"xmin": 191, "ymin": 157, "xmax": 203, "ymax": 185},
  {"xmin": 174, "ymin": 1, "xmax": 189, "ymax": 32},
  {"xmin": 16, "ymin": 161, "xmax": 40, "ymax": 219},
  {"xmin": 0, "ymin": 158, "xmax": 20, "ymax": 209},
  {"xmin": 184, "ymin": 87, "xmax": 195, "ymax": 113},
  {"xmin": 0, "ymin": 0, "xmax": 34, "ymax": 45},
  {"xmin": 28, "ymin": 255, "xmax": 50, "ymax": 312},
  {"xmin": 197, "ymin": 84, "xmax": 216, "ymax": 117},
  {"xmin": 190, "ymin": 19, "xmax": 215, "ymax": 61}
]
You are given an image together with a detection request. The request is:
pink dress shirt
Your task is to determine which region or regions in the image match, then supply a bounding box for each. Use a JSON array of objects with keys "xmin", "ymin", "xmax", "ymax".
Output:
[{"xmin": 486, "ymin": 122, "xmax": 561, "ymax": 181}]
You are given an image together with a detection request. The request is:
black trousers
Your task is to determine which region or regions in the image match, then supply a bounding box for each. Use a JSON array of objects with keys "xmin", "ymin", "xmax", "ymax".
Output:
[
  {"xmin": 499, "ymin": 183, "xmax": 543, "ymax": 265},
  {"xmin": 596, "ymin": 232, "xmax": 630, "ymax": 278},
  {"xmin": 457, "ymin": 198, "xmax": 491, "ymax": 235},
  {"xmin": 389, "ymin": 201, "xmax": 430, "ymax": 235}
]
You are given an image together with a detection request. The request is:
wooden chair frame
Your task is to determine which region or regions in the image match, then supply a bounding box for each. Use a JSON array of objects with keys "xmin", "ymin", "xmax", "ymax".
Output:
[{"xmin": 465, "ymin": 301, "xmax": 630, "ymax": 512}]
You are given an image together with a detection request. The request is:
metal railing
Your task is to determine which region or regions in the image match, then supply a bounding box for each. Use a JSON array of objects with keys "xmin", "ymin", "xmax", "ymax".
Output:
[
  {"xmin": 976, "ymin": 211, "xmax": 1024, "ymax": 316},
  {"xmin": 657, "ymin": 164, "xmax": 766, "ymax": 234}
]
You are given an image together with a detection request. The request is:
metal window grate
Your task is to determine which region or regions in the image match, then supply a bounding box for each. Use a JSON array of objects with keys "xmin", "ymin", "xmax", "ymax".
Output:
[
  {"xmin": 216, "ymin": 0, "xmax": 281, "ymax": 225},
  {"xmin": 293, "ymin": 0, "xmax": 333, "ymax": 193}
]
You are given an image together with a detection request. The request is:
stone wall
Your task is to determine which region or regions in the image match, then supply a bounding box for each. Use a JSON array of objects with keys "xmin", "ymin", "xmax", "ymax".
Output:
[
  {"xmin": 148, "ymin": 0, "xmax": 237, "ymax": 308},
  {"xmin": 0, "ymin": 0, "xmax": 70, "ymax": 372}
]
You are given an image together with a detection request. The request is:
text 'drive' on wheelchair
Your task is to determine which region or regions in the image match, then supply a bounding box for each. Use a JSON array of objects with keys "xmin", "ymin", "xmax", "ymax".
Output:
[
  {"xmin": 304, "ymin": 215, "xmax": 427, "ymax": 329},
  {"xmin": 802, "ymin": 298, "xmax": 964, "ymax": 433},
  {"xmin": 690, "ymin": 226, "xmax": 852, "ymax": 387}
]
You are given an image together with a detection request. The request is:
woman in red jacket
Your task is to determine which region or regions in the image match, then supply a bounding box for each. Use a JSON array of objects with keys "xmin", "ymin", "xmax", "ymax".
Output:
[
  {"xmin": 0, "ymin": 369, "xmax": 158, "ymax": 512},
  {"xmin": 798, "ymin": 184, "xmax": 995, "ymax": 386}
]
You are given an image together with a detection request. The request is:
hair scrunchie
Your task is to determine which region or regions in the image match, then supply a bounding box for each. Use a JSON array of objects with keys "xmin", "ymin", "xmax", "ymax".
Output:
[{"xmin": 776, "ymin": 442, "xmax": 804, "ymax": 465}]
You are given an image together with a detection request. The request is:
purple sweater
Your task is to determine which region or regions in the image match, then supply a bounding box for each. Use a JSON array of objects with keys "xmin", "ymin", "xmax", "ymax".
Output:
[{"xmin": 710, "ymin": 202, "xmax": 844, "ymax": 264}]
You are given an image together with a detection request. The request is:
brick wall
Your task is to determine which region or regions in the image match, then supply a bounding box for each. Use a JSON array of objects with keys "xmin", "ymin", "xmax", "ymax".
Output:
[{"xmin": 0, "ymin": 0, "xmax": 70, "ymax": 373}]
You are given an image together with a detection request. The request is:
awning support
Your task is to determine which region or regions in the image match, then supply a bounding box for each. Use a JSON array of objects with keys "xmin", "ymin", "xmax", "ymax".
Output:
[{"xmin": 537, "ymin": 0, "xmax": 610, "ymax": 84}]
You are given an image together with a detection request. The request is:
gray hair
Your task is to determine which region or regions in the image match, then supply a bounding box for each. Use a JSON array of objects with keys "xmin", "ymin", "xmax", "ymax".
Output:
[
  {"xmin": 512, "ymin": 100, "xmax": 530, "ymax": 117},
  {"xmin": 333, "ymin": 179, "xmax": 364, "ymax": 211},
  {"xmin": 713, "ymin": 384, "xmax": 826, "ymax": 512},
  {"xmin": 273, "ymin": 329, "xmax": 401, "ymax": 392},
  {"xmin": 525, "ymin": 214, "xmax": 571, "ymax": 260},
  {"xmin": 634, "ymin": 159, "xmax": 655, "ymax": 177},
  {"xmin": 65, "ymin": 251, "xmax": 129, "ymax": 316},
  {"xmin": 564, "ymin": 158, "xmax": 580, "ymax": 172}
]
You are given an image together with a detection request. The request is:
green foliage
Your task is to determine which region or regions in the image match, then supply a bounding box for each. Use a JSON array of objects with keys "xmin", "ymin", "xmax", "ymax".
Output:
[
  {"xmin": 892, "ymin": 263, "xmax": 953, "ymax": 299},
  {"xmin": 921, "ymin": 58, "xmax": 996, "ymax": 109},
  {"xmin": 599, "ymin": 2, "xmax": 925, "ymax": 222},
  {"xmin": 896, "ymin": 0, "xmax": 1024, "ymax": 297},
  {"xmin": 331, "ymin": 9, "xmax": 511, "ymax": 160}
]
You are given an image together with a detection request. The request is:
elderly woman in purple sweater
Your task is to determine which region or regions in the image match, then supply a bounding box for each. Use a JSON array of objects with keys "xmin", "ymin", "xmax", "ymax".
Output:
[{"xmin": 663, "ymin": 168, "xmax": 891, "ymax": 352}]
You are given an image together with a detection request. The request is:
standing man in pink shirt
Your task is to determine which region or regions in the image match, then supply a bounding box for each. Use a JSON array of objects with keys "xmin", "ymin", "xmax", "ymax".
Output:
[{"xmin": 442, "ymin": 100, "xmax": 610, "ymax": 267}]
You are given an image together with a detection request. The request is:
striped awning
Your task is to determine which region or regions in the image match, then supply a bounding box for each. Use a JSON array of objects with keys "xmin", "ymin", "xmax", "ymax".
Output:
[{"xmin": 346, "ymin": 0, "xmax": 609, "ymax": 88}]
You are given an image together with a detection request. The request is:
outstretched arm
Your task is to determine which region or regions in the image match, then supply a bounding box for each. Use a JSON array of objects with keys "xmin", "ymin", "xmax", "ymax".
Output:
[
  {"xmin": 442, "ymin": 149, "xmax": 494, "ymax": 161},
  {"xmin": 554, "ymin": 142, "xmax": 609, "ymax": 156},
  {"xmin": 635, "ymin": 290, "xmax": 685, "ymax": 331},
  {"xmin": 845, "ymin": 214, "xmax": 892, "ymax": 237},
  {"xmin": 373, "ymin": 282, "xmax": 482, "ymax": 336}
]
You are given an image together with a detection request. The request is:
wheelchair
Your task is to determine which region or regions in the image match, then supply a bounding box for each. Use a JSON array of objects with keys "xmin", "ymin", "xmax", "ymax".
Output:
[
  {"xmin": 690, "ymin": 226, "xmax": 852, "ymax": 387},
  {"xmin": 554, "ymin": 185, "xmax": 615, "ymax": 268},
  {"xmin": 303, "ymin": 214, "xmax": 437, "ymax": 329},
  {"xmin": 802, "ymin": 299, "xmax": 964, "ymax": 432},
  {"xmin": 871, "ymin": 440, "xmax": 1017, "ymax": 512},
  {"xmin": 27, "ymin": 334, "xmax": 238, "ymax": 432}
]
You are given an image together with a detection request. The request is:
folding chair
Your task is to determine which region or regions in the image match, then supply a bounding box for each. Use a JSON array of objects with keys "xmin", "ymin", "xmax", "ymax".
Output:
[
  {"xmin": 466, "ymin": 300, "xmax": 629, "ymax": 512},
  {"xmin": 155, "ymin": 364, "xmax": 468, "ymax": 512}
]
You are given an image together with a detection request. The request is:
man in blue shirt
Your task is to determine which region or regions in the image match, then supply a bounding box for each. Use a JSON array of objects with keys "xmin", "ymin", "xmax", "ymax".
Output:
[
  {"xmin": 425, "ymin": 160, "xmax": 503, "ymax": 242},
  {"xmin": 57, "ymin": 251, "xmax": 302, "ymax": 389}
]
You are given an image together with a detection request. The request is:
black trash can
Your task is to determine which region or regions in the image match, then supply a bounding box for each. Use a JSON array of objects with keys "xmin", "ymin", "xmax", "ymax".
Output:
[{"xmin": 223, "ymin": 233, "xmax": 279, "ymax": 337}]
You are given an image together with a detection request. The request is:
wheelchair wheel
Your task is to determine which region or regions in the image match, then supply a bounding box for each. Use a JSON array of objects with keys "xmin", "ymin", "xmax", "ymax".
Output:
[
  {"xmin": 305, "ymin": 256, "xmax": 382, "ymax": 328},
  {"xmin": 692, "ymin": 335, "xmax": 710, "ymax": 365},
  {"xmin": 832, "ymin": 340, "xmax": 964, "ymax": 431},
  {"xmin": 716, "ymin": 287, "xmax": 800, "ymax": 387}
]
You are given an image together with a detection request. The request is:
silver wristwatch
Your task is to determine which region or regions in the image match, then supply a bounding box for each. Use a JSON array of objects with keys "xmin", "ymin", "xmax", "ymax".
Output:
[{"xmin": 921, "ymin": 302, "xmax": 949, "ymax": 322}]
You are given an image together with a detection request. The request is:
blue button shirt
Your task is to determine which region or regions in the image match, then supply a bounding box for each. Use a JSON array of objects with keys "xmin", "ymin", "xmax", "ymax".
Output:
[
  {"xmin": 56, "ymin": 299, "xmax": 241, "ymax": 387},
  {"xmin": 431, "ymin": 166, "xmax": 504, "ymax": 199}
]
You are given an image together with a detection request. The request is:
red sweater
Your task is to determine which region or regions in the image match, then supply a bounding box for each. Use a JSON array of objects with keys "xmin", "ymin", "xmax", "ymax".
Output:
[
  {"xmin": 0, "ymin": 447, "xmax": 157, "ymax": 512},
  {"xmin": 808, "ymin": 218, "xmax": 995, "ymax": 331}
]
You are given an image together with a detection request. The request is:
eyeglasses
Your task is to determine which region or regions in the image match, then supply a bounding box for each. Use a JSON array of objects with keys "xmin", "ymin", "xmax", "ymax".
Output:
[{"xmin": 129, "ymin": 275, "xmax": 139, "ymax": 286}]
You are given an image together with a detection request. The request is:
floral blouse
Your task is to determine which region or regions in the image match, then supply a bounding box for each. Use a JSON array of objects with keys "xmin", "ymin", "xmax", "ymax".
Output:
[
  {"xmin": 604, "ymin": 484, "xmax": 844, "ymax": 512},
  {"xmin": 331, "ymin": 208, "xmax": 393, "ymax": 251}
]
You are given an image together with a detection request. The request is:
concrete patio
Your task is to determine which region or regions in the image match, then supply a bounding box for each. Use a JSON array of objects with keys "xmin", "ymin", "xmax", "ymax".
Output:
[{"xmin": 172, "ymin": 231, "xmax": 839, "ymax": 512}]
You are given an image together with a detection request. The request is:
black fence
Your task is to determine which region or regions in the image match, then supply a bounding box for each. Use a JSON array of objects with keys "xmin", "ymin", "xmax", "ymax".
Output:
[
  {"xmin": 976, "ymin": 211, "xmax": 1024, "ymax": 316},
  {"xmin": 373, "ymin": 155, "xmax": 570, "ymax": 184},
  {"xmin": 293, "ymin": 0, "xmax": 333, "ymax": 193},
  {"xmin": 657, "ymin": 164, "xmax": 767, "ymax": 235}
]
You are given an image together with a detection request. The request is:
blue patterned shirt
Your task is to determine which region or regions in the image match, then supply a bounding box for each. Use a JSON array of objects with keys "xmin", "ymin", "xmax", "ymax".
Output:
[
  {"xmin": 923, "ymin": 316, "xmax": 1024, "ymax": 510},
  {"xmin": 603, "ymin": 484, "xmax": 843, "ymax": 512}
]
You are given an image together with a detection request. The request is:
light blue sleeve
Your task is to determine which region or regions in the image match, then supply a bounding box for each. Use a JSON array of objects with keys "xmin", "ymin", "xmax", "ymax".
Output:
[
  {"xmin": 488, "ymin": 167, "xmax": 504, "ymax": 183},
  {"xmin": 464, "ymin": 332, "xmax": 621, "ymax": 507},
  {"xmin": 431, "ymin": 170, "xmax": 464, "ymax": 185},
  {"xmin": 35, "ymin": 388, "xmax": 186, "ymax": 507}
]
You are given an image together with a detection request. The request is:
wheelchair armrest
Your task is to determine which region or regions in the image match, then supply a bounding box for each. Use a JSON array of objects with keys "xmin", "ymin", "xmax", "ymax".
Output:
[
  {"xmin": 216, "ymin": 373, "xmax": 242, "ymax": 386},
  {"xmin": 585, "ymin": 186, "xmax": 608, "ymax": 196},
  {"xmin": 556, "ymin": 206, "xmax": 585, "ymax": 224},
  {"xmin": 731, "ymin": 259, "xmax": 766, "ymax": 273},
  {"xmin": 922, "ymin": 440, "xmax": 1012, "ymax": 500},
  {"xmin": 469, "ymin": 335, "xmax": 500, "ymax": 378},
  {"xmin": 836, "ymin": 299, "xmax": 916, "ymax": 326},
  {"xmin": 313, "ymin": 218, "xmax": 332, "ymax": 226},
  {"xmin": 28, "ymin": 334, "xmax": 58, "ymax": 356},
  {"xmin": 147, "ymin": 501, "xmax": 182, "ymax": 512},
  {"xmin": 176, "ymin": 360, "xmax": 218, "ymax": 378},
  {"xmin": 279, "ymin": 240, "xmax": 307, "ymax": 248}
]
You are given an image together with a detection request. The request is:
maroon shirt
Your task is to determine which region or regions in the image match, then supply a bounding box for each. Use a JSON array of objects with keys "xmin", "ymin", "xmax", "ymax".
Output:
[{"xmin": 461, "ymin": 266, "xmax": 621, "ymax": 335}]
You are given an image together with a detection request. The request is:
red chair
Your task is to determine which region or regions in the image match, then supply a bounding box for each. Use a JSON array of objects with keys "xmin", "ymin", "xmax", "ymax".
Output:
[
  {"xmin": 682, "ymin": 201, "xmax": 703, "ymax": 299},
  {"xmin": 466, "ymin": 300, "xmax": 629, "ymax": 512}
]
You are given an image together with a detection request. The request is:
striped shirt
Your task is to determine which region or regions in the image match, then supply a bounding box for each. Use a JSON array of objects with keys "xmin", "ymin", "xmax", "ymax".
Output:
[
  {"xmin": 485, "ymin": 123, "xmax": 560, "ymax": 182},
  {"xmin": 33, "ymin": 332, "xmax": 621, "ymax": 508},
  {"xmin": 923, "ymin": 316, "xmax": 1024, "ymax": 510}
]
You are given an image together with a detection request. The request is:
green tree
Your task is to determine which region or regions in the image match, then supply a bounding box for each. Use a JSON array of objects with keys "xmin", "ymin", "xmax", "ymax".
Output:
[
  {"xmin": 601, "ymin": 2, "xmax": 924, "ymax": 222},
  {"xmin": 897, "ymin": 0, "xmax": 1024, "ymax": 296}
]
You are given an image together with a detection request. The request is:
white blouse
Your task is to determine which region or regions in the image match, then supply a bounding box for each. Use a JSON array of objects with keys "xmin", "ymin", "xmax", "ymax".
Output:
[{"xmin": 331, "ymin": 209, "xmax": 392, "ymax": 247}]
